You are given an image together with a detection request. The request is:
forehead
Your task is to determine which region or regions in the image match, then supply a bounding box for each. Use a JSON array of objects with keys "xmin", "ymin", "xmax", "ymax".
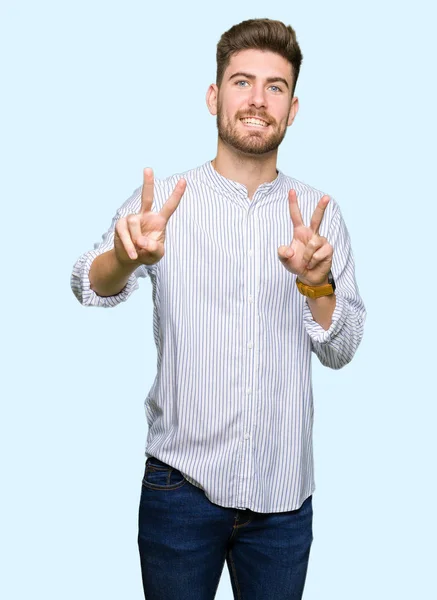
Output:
[{"xmin": 224, "ymin": 49, "xmax": 293, "ymax": 83}]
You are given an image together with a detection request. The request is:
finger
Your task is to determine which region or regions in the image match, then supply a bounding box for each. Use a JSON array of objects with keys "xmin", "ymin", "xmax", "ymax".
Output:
[
  {"xmin": 307, "ymin": 243, "xmax": 333, "ymax": 270},
  {"xmin": 278, "ymin": 244, "xmax": 295, "ymax": 260},
  {"xmin": 116, "ymin": 218, "xmax": 138, "ymax": 260},
  {"xmin": 310, "ymin": 195, "xmax": 330, "ymax": 234},
  {"xmin": 288, "ymin": 189, "xmax": 305, "ymax": 229},
  {"xmin": 127, "ymin": 214, "xmax": 147, "ymax": 250},
  {"xmin": 302, "ymin": 236, "xmax": 325, "ymax": 265},
  {"xmin": 160, "ymin": 178, "xmax": 187, "ymax": 221},
  {"xmin": 140, "ymin": 168, "xmax": 154, "ymax": 214}
]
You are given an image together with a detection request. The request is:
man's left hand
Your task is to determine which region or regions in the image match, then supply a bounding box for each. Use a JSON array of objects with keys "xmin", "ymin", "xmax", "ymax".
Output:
[{"xmin": 278, "ymin": 190, "xmax": 333, "ymax": 286}]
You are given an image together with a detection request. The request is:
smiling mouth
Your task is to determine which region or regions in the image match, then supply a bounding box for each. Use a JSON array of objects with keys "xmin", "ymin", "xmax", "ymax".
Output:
[{"xmin": 240, "ymin": 117, "xmax": 269, "ymax": 128}]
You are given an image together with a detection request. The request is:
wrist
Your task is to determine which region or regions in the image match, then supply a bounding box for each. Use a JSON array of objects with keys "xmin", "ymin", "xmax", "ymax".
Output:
[
  {"xmin": 296, "ymin": 270, "xmax": 335, "ymax": 299},
  {"xmin": 297, "ymin": 276, "xmax": 329, "ymax": 287},
  {"xmin": 111, "ymin": 247, "xmax": 142, "ymax": 271}
]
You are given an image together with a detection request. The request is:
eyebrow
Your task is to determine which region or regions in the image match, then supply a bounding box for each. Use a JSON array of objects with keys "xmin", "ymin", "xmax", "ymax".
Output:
[{"xmin": 228, "ymin": 71, "xmax": 290, "ymax": 90}]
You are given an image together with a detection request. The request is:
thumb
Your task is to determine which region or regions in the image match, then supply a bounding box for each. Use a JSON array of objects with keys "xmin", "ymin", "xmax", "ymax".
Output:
[{"xmin": 278, "ymin": 245, "xmax": 295, "ymax": 259}]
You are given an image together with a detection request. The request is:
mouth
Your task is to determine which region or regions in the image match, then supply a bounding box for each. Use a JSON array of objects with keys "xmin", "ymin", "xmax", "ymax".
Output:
[{"xmin": 240, "ymin": 117, "xmax": 270, "ymax": 128}]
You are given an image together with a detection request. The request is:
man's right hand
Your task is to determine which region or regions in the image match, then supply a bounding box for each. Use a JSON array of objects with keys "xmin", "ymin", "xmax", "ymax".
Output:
[{"xmin": 114, "ymin": 167, "xmax": 187, "ymax": 266}]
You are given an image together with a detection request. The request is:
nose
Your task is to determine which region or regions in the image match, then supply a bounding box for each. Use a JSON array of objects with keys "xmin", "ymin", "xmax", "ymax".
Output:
[{"xmin": 248, "ymin": 83, "xmax": 267, "ymax": 109}]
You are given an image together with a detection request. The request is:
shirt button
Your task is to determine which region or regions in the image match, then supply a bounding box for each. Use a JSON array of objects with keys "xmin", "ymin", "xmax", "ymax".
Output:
[
  {"xmin": 248, "ymin": 249, "xmax": 253, "ymax": 257},
  {"xmin": 244, "ymin": 433, "xmax": 250, "ymax": 440},
  {"xmin": 246, "ymin": 388, "xmax": 252, "ymax": 395},
  {"xmin": 248, "ymin": 295, "xmax": 253, "ymax": 303},
  {"xmin": 248, "ymin": 342, "xmax": 253, "ymax": 349}
]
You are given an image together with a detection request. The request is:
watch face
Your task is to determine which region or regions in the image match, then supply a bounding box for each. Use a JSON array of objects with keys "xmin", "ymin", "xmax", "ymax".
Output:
[{"xmin": 328, "ymin": 270, "xmax": 336, "ymax": 291}]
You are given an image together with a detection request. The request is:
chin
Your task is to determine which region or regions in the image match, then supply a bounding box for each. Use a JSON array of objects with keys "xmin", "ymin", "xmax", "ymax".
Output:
[{"xmin": 235, "ymin": 138, "xmax": 281, "ymax": 156}]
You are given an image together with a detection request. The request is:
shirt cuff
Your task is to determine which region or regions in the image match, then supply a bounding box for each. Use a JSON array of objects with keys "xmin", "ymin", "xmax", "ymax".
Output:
[
  {"xmin": 71, "ymin": 249, "xmax": 140, "ymax": 307},
  {"xmin": 303, "ymin": 294, "xmax": 349, "ymax": 345}
]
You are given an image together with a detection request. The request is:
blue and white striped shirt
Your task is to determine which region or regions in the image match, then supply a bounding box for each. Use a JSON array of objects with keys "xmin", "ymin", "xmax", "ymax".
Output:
[{"xmin": 71, "ymin": 160, "xmax": 366, "ymax": 512}]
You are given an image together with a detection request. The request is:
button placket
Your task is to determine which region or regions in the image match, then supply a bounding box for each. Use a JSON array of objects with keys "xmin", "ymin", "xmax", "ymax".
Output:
[{"xmin": 237, "ymin": 203, "xmax": 259, "ymax": 508}]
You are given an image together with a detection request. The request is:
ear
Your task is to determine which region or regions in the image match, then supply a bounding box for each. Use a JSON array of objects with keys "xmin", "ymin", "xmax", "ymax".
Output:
[
  {"xmin": 287, "ymin": 96, "xmax": 299, "ymax": 126},
  {"xmin": 206, "ymin": 84, "xmax": 219, "ymax": 116}
]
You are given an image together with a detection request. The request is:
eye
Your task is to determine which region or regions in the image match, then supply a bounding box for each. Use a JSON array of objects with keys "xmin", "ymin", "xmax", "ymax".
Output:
[
  {"xmin": 269, "ymin": 85, "xmax": 282, "ymax": 93},
  {"xmin": 236, "ymin": 80, "xmax": 249, "ymax": 87}
]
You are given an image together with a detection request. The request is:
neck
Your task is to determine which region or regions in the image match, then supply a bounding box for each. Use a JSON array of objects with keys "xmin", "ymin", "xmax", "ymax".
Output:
[{"xmin": 212, "ymin": 139, "xmax": 279, "ymax": 200}]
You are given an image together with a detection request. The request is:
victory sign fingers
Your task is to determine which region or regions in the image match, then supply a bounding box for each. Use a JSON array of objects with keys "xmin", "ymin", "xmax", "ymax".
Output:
[
  {"xmin": 114, "ymin": 168, "xmax": 186, "ymax": 266},
  {"xmin": 141, "ymin": 167, "xmax": 186, "ymax": 221},
  {"xmin": 288, "ymin": 189, "xmax": 331, "ymax": 234},
  {"xmin": 280, "ymin": 189, "xmax": 333, "ymax": 285}
]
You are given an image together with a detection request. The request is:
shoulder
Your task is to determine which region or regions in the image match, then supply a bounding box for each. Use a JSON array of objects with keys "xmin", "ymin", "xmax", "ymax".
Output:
[
  {"xmin": 280, "ymin": 172, "xmax": 332, "ymax": 202},
  {"xmin": 157, "ymin": 163, "xmax": 206, "ymax": 187},
  {"xmin": 150, "ymin": 164, "xmax": 207, "ymax": 210}
]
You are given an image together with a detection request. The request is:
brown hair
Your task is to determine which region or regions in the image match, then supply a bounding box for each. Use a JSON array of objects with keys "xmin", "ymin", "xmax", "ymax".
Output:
[{"xmin": 216, "ymin": 18, "xmax": 303, "ymax": 96}]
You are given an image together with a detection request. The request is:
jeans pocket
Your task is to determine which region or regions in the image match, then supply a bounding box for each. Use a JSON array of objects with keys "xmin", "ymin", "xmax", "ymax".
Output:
[{"xmin": 142, "ymin": 457, "xmax": 187, "ymax": 490}]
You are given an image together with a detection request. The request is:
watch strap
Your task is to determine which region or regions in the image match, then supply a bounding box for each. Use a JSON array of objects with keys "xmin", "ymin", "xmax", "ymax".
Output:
[{"xmin": 296, "ymin": 278, "xmax": 335, "ymax": 298}]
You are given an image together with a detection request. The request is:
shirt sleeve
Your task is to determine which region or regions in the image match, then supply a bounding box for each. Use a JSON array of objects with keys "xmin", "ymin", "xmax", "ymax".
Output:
[
  {"xmin": 70, "ymin": 187, "xmax": 151, "ymax": 308},
  {"xmin": 303, "ymin": 202, "xmax": 366, "ymax": 369}
]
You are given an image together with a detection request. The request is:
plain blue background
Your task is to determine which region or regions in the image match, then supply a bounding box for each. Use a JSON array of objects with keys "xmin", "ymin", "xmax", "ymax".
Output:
[{"xmin": 1, "ymin": 0, "xmax": 436, "ymax": 598}]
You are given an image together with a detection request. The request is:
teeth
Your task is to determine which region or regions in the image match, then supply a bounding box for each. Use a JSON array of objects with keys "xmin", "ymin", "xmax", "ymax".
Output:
[{"xmin": 241, "ymin": 118, "xmax": 268, "ymax": 127}]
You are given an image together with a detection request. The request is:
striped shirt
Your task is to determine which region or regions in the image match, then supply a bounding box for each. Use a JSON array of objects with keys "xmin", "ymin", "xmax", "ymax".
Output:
[{"xmin": 71, "ymin": 160, "xmax": 366, "ymax": 512}]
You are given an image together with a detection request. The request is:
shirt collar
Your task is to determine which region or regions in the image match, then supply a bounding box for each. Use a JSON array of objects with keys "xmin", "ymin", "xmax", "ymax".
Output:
[{"xmin": 199, "ymin": 160, "xmax": 285, "ymax": 202}]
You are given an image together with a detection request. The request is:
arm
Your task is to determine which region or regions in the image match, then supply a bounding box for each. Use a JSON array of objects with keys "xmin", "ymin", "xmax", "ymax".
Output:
[
  {"xmin": 303, "ymin": 204, "xmax": 366, "ymax": 369},
  {"xmin": 70, "ymin": 189, "xmax": 149, "ymax": 308},
  {"xmin": 306, "ymin": 292, "xmax": 336, "ymax": 331},
  {"xmin": 71, "ymin": 169, "xmax": 186, "ymax": 307},
  {"xmin": 89, "ymin": 248, "xmax": 143, "ymax": 297}
]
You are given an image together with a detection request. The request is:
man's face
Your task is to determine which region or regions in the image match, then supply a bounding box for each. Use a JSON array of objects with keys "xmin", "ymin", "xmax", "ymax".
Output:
[{"xmin": 213, "ymin": 49, "xmax": 298, "ymax": 156}]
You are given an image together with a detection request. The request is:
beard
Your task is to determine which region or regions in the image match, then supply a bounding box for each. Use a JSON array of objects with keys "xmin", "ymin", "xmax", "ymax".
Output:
[{"xmin": 216, "ymin": 101, "xmax": 288, "ymax": 156}]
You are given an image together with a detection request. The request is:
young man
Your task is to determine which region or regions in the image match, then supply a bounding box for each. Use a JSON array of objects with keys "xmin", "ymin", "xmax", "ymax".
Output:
[{"xmin": 71, "ymin": 18, "xmax": 366, "ymax": 600}]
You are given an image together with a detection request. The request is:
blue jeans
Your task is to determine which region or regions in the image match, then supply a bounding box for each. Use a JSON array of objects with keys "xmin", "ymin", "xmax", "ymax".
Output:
[{"xmin": 138, "ymin": 456, "xmax": 313, "ymax": 599}]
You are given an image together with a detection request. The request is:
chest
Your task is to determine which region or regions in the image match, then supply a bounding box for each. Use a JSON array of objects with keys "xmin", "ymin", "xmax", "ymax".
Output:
[{"xmin": 156, "ymin": 197, "xmax": 301, "ymax": 307}]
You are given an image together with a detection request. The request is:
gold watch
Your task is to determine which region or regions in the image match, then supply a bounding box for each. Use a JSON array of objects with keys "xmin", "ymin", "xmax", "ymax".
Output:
[{"xmin": 296, "ymin": 271, "xmax": 336, "ymax": 299}]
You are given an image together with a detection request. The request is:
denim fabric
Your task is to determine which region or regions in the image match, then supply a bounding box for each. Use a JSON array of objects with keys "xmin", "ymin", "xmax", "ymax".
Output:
[{"xmin": 138, "ymin": 457, "xmax": 313, "ymax": 599}]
